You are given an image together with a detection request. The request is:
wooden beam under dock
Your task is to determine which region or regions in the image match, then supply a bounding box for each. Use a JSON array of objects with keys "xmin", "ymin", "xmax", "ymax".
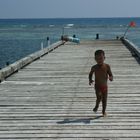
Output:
[{"xmin": 0, "ymin": 40, "xmax": 140, "ymax": 139}]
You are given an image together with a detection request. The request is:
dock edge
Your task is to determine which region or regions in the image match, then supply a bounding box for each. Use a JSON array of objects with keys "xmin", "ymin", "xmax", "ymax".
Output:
[
  {"xmin": 0, "ymin": 41, "xmax": 65, "ymax": 82},
  {"xmin": 121, "ymin": 37, "xmax": 140, "ymax": 60}
]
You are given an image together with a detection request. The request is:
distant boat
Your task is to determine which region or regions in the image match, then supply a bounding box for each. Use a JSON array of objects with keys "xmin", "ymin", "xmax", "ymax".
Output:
[
  {"xmin": 66, "ymin": 24, "xmax": 74, "ymax": 27},
  {"xmin": 49, "ymin": 25, "xmax": 55, "ymax": 27}
]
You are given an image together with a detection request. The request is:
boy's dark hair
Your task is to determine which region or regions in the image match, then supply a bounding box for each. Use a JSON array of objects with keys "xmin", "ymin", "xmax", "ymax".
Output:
[{"xmin": 95, "ymin": 50, "xmax": 105, "ymax": 56}]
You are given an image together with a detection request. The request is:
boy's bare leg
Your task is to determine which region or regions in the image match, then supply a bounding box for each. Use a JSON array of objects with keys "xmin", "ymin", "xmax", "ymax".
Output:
[
  {"xmin": 102, "ymin": 92, "xmax": 108, "ymax": 116},
  {"xmin": 93, "ymin": 91, "xmax": 101, "ymax": 112}
]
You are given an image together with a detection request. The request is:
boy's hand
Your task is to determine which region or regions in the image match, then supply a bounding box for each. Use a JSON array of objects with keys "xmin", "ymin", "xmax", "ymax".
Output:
[
  {"xmin": 89, "ymin": 80, "xmax": 94, "ymax": 85},
  {"xmin": 109, "ymin": 76, "xmax": 113, "ymax": 81}
]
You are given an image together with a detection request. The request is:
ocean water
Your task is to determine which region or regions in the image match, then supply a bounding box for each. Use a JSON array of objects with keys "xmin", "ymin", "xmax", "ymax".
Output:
[{"xmin": 0, "ymin": 17, "xmax": 140, "ymax": 69}]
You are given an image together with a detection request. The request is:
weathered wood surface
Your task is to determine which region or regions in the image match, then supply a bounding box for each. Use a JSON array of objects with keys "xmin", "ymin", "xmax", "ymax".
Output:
[{"xmin": 0, "ymin": 40, "xmax": 140, "ymax": 139}]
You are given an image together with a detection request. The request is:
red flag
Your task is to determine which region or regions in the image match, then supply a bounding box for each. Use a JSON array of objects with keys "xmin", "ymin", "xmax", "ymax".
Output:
[
  {"xmin": 129, "ymin": 21, "xmax": 136, "ymax": 27},
  {"xmin": 123, "ymin": 21, "xmax": 136, "ymax": 37}
]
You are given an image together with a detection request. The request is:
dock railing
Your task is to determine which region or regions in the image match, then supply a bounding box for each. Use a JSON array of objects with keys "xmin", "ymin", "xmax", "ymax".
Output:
[{"xmin": 121, "ymin": 37, "xmax": 140, "ymax": 59}]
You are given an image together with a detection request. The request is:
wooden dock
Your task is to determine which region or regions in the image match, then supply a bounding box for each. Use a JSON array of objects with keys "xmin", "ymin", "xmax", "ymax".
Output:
[{"xmin": 0, "ymin": 40, "xmax": 140, "ymax": 139}]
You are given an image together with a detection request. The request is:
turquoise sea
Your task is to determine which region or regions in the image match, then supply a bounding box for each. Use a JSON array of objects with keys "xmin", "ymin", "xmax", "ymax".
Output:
[{"xmin": 0, "ymin": 17, "xmax": 140, "ymax": 68}]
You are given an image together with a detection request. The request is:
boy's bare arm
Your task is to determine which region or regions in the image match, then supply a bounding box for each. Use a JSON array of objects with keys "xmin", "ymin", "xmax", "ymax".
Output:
[
  {"xmin": 89, "ymin": 67, "xmax": 94, "ymax": 85},
  {"xmin": 109, "ymin": 75, "xmax": 113, "ymax": 81},
  {"xmin": 107, "ymin": 65, "xmax": 113, "ymax": 81}
]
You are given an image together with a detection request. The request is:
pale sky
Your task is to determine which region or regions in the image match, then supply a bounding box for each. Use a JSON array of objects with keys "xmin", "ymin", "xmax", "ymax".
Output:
[{"xmin": 0, "ymin": 0, "xmax": 140, "ymax": 19}]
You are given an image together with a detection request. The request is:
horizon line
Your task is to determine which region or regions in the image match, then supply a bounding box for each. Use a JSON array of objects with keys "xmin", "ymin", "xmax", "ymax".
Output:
[{"xmin": 0, "ymin": 16, "xmax": 140, "ymax": 20}]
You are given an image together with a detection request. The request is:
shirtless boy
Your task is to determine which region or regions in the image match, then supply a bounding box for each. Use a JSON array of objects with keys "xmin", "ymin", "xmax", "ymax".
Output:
[{"xmin": 89, "ymin": 50, "xmax": 113, "ymax": 117}]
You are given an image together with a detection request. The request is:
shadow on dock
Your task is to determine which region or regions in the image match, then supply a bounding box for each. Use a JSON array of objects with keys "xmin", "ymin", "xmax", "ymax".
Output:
[{"xmin": 57, "ymin": 116, "xmax": 102, "ymax": 124}]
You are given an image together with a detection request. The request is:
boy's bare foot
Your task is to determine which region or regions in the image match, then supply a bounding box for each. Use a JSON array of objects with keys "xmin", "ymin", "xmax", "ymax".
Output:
[
  {"xmin": 93, "ymin": 107, "xmax": 98, "ymax": 112},
  {"xmin": 102, "ymin": 112, "xmax": 107, "ymax": 117}
]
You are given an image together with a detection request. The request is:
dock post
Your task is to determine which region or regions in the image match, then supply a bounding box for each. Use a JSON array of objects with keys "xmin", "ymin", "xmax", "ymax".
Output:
[
  {"xmin": 41, "ymin": 42, "xmax": 44, "ymax": 50},
  {"xmin": 47, "ymin": 37, "xmax": 50, "ymax": 47},
  {"xmin": 6, "ymin": 62, "xmax": 9, "ymax": 66},
  {"xmin": 96, "ymin": 33, "xmax": 99, "ymax": 39}
]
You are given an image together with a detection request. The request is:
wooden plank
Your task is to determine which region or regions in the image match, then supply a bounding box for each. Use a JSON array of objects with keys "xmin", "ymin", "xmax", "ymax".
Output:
[{"xmin": 0, "ymin": 40, "xmax": 140, "ymax": 139}]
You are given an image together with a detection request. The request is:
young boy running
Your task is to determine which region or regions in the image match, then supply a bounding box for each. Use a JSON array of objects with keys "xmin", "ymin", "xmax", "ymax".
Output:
[{"xmin": 89, "ymin": 50, "xmax": 113, "ymax": 117}]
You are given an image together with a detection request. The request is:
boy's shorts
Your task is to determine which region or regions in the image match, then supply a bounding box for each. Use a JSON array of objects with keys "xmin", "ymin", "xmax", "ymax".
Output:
[{"xmin": 95, "ymin": 84, "xmax": 108, "ymax": 93}]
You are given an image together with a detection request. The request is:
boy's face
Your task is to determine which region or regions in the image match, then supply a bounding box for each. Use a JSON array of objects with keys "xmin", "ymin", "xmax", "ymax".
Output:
[{"xmin": 95, "ymin": 54, "xmax": 105, "ymax": 65}]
